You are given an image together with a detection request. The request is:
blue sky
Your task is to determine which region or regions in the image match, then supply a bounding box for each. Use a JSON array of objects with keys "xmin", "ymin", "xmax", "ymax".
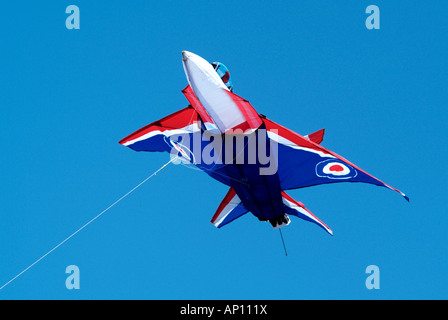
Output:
[{"xmin": 0, "ymin": 1, "xmax": 447, "ymax": 299}]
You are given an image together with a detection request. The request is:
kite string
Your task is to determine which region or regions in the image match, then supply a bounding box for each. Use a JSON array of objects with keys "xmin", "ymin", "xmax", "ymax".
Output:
[
  {"xmin": 0, "ymin": 157, "xmax": 177, "ymax": 291},
  {"xmin": 279, "ymin": 229, "xmax": 288, "ymax": 256}
]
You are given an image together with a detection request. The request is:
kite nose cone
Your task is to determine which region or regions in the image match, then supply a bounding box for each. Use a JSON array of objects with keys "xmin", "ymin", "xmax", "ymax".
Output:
[{"xmin": 182, "ymin": 50, "xmax": 192, "ymax": 61}]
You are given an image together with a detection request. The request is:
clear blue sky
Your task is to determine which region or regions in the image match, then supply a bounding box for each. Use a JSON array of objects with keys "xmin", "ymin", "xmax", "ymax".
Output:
[{"xmin": 0, "ymin": 1, "xmax": 447, "ymax": 299}]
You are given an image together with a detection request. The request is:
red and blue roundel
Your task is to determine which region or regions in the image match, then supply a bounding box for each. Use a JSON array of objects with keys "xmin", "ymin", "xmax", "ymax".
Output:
[{"xmin": 315, "ymin": 159, "xmax": 358, "ymax": 179}]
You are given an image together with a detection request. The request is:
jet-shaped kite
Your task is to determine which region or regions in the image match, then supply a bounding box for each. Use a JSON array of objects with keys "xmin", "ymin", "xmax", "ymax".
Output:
[{"xmin": 119, "ymin": 51, "xmax": 408, "ymax": 235}]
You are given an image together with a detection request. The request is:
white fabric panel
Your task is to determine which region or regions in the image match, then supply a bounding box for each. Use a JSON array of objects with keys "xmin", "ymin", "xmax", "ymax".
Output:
[{"xmin": 182, "ymin": 51, "xmax": 247, "ymax": 133}]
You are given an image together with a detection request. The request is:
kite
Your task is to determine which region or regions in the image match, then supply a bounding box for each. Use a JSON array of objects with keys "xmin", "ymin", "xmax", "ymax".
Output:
[{"xmin": 119, "ymin": 51, "xmax": 408, "ymax": 235}]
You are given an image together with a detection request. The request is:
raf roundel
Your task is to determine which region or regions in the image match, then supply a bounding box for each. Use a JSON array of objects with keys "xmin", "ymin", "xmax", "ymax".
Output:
[{"xmin": 316, "ymin": 159, "xmax": 358, "ymax": 179}]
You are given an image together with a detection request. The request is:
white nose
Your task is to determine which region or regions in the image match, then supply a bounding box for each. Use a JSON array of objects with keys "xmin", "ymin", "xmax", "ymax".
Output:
[
  {"xmin": 181, "ymin": 51, "xmax": 249, "ymax": 133},
  {"xmin": 182, "ymin": 50, "xmax": 192, "ymax": 61},
  {"xmin": 181, "ymin": 50, "xmax": 226, "ymax": 88}
]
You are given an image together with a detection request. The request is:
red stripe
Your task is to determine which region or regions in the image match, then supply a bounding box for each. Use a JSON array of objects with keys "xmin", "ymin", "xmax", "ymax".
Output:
[
  {"xmin": 263, "ymin": 118, "xmax": 325, "ymax": 154},
  {"xmin": 119, "ymin": 106, "xmax": 197, "ymax": 145},
  {"xmin": 211, "ymin": 187, "xmax": 237, "ymax": 223},
  {"xmin": 226, "ymin": 91, "xmax": 262, "ymax": 130},
  {"xmin": 308, "ymin": 139, "xmax": 405, "ymax": 198},
  {"xmin": 281, "ymin": 191, "xmax": 331, "ymax": 231},
  {"xmin": 182, "ymin": 85, "xmax": 214, "ymax": 125},
  {"xmin": 265, "ymin": 117, "xmax": 407, "ymax": 200}
]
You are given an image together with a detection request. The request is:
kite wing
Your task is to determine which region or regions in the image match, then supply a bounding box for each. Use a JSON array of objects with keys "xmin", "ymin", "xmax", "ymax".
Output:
[
  {"xmin": 264, "ymin": 117, "xmax": 409, "ymax": 201},
  {"xmin": 119, "ymin": 106, "xmax": 199, "ymax": 153},
  {"xmin": 119, "ymin": 106, "xmax": 232, "ymax": 186},
  {"xmin": 211, "ymin": 187, "xmax": 249, "ymax": 228},
  {"xmin": 282, "ymin": 191, "xmax": 333, "ymax": 235}
]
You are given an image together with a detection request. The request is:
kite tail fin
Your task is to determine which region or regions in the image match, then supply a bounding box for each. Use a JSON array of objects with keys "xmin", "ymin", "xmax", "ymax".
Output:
[
  {"xmin": 211, "ymin": 187, "xmax": 248, "ymax": 228},
  {"xmin": 281, "ymin": 191, "xmax": 333, "ymax": 236},
  {"xmin": 304, "ymin": 128, "xmax": 325, "ymax": 144}
]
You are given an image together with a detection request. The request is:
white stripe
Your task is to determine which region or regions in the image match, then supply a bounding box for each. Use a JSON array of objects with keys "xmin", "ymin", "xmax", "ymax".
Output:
[
  {"xmin": 213, "ymin": 194, "xmax": 241, "ymax": 227},
  {"xmin": 267, "ymin": 131, "xmax": 334, "ymax": 158},
  {"xmin": 282, "ymin": 197, "xmax": 332, "ymax": 235},
  {"xmin": 123, "ymin": 124, "xmax": 200, "ymax": 146}
]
